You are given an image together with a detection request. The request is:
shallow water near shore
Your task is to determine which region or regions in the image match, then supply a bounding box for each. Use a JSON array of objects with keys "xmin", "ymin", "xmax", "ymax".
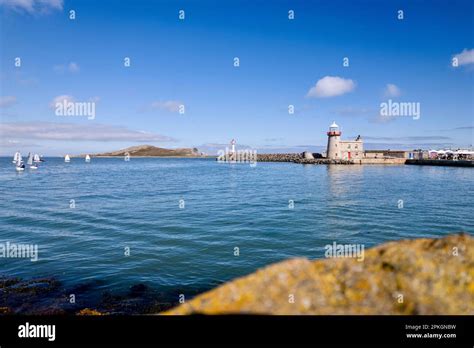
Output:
[{"xmin": 0, "ymin": 157, "xmax": 473, "ymax": 312}]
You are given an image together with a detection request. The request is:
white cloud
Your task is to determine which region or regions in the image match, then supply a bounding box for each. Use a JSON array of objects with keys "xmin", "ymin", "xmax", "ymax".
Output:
[
  {"xmin": 0, "ymin": 122, "xmax": 176, "ymax": 142},
  {"xmin": 50, "ymin": 95, "xmax": 75, "ymax": 108},
  {"xmin": 306, "ymin": 76, "xmax": 355, "ymax": 98},
  {"xmin": 384, "ymin": 84, "xmax": 401, "ymax": 98},
  {"xmin": 53, "ymin": 62, "xmax": 80, "ymax": 73},
  {"xmin": 0, "ymin": 96, "xmax": 17, "ymax": 108},
  {"xmin": 0, "ymin": 138, "xmax": 40, "ymax": 149},
  {"xmin": 0, "ymin": 0, "xmax": 63, "ymax": 14},
  {"xmin": 150, "ymin": 100, "xmax": 183, "ymax": 113},
  {"xmin": 453, "ymin": 48, "xmax": 474, "ymax": 66},
  {"xmin": 68, "ymin": 62, "xmax": 80, "ymax": 73},
  {"xmin": 372, "ymin": 110, "xmax": 397, "ymax": 124}
]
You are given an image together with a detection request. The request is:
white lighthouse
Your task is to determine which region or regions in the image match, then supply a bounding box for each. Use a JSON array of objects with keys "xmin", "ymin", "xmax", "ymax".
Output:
[
  {"xmin": 326, "ymin": 122, "xmax": 364, "ymax": 160},
  {"xmin": 230, "ymin": 139, "xmax": 236, "ymax": 154},
  {"xmin": 326, "ymin": 121, "xmax": 342, "ymax": 159}
]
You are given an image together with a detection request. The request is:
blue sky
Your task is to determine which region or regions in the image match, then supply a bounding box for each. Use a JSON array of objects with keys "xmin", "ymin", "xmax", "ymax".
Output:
[{"xmin": 0, "ymin": 0, "xmax": 473, "ymax": 155}]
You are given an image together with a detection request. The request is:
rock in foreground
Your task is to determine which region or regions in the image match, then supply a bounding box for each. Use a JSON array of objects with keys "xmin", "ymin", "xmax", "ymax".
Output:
[{"xmin": 164, "ymin": 233, "xmax": 473, "ymax": 315}]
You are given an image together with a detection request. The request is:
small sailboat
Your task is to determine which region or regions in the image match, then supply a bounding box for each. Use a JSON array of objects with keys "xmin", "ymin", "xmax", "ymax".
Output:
[
  {"xmin": 12, "ymin": 151, "xmax": 21, "ymax": 164},
  {"xmin": 33, "ymin": 154, "xmax": 41, "ymax": 163},
  {"xmin": 15, "ymin": 156, "xmax": 25, "ymax": 172},
  {"xmin": 27, "ymin": 153, "xmax": 38, "ymax": 169},
  {"xmin": 85, "ymin": 154, "xmax": 91, "ymax": 163},
  {"xmin": 65, "ymin": 154, "xmax": 71, "ymax": 163}
]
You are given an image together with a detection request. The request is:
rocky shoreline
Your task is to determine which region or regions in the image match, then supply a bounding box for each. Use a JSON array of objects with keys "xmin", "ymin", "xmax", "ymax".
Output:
[
  {"xmin": 0, "ymin": 277, "xmax": 208, "ymax": 315},
  {"xmin": 1, "ymin": 233, "xmax": 471, "ymax": 315}
]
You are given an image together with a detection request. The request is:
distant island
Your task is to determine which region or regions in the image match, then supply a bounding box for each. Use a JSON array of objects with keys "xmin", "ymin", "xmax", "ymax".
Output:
[{"xmin": 84, "ymin": 145, "xmax": 206, "ymax": 158}]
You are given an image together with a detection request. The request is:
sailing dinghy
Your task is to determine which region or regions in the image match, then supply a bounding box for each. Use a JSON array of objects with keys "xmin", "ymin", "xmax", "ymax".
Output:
[
  {"xmin": 15, "ymin": 156, "xmax": 25, "ymax": 171},
  {"xmin": 12, "ymin": 151, "xmax": 20, "ymax": 164},
  {"xmin": 27, "ymin": 153, "xmax": 38, "ymax": 169}
]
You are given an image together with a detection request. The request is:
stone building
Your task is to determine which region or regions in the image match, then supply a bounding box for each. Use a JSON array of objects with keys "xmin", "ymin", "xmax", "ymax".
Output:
[
  {"xmin": 326, "ymin": 122, "xmax": 364, "ymax": 160},
  {"xmin": 364, "ymin": 150, "xmax": 411, "ymax": 159}
]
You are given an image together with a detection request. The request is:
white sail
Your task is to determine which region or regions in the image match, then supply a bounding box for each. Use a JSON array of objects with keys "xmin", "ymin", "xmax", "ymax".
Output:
[
  {"xmin": 85, "ymin": 154, "xmax": 91, "ymax": 162},
  {"xmin": 65, "ymin": 154, "xmax": 70, "ymax": 162},
  {"xmin": 27, "ymin": 153, "xmax": 33, "ymax": 165},
  {"xmin": 13, "ymin": 151, "xmax": 20, "ymax": 163},
  {"xmin": 33, "ymin": 154, "xmax": 40, "ymax": 162},
  {"xmin": 16, "ymin": 158, "xmax": 22, "ymax": 166}
]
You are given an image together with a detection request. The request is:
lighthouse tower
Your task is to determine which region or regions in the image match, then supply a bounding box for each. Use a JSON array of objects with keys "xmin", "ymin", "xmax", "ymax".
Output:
[
  {"xmin": 326, "ymin": 121, "xmax": 341, "ymax": 159},
  {"xmin": 230, "ymin": 139, "xmax": 236, "ymax": 154}
]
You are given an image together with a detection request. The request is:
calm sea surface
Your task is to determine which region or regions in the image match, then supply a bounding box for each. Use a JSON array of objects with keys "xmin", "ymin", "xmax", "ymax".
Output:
[{"xmin": 1, "ymin": 157, "xmax": 473, "ymax": 296}]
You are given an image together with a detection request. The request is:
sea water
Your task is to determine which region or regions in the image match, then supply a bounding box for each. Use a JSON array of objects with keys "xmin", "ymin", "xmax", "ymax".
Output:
[{"xmin": 0, "ymin": 157, "xmax": 472, "ymax": 297}]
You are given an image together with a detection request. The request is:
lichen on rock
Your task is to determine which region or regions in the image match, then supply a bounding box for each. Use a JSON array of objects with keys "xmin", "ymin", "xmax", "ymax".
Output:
[{"xmin": 163, "ymin": 233, "xmax": 474, "ymax": 315}]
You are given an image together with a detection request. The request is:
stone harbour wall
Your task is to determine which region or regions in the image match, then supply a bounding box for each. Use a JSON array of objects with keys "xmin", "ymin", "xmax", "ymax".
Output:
[{"xmin": 256, "ymin": 153, "xmax": 304, "ymax": 162}]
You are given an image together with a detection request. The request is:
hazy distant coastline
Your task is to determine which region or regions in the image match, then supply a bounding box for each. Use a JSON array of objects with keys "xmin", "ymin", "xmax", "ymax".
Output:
[{"xmin": 75, "ymin": 145, "xmax": 208, "ymax": 158}]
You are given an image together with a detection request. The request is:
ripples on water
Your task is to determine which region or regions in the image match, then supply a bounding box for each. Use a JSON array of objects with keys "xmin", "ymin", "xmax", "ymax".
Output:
[{"xmin": 0, "ymin": 157, "xmax": 472, "ymax": 295}]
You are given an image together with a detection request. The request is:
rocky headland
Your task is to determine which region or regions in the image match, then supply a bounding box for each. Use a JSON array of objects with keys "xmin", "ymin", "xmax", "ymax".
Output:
[{"xmin": 85, "ymin": 145, "xmax": 206, "ymax": 158}]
